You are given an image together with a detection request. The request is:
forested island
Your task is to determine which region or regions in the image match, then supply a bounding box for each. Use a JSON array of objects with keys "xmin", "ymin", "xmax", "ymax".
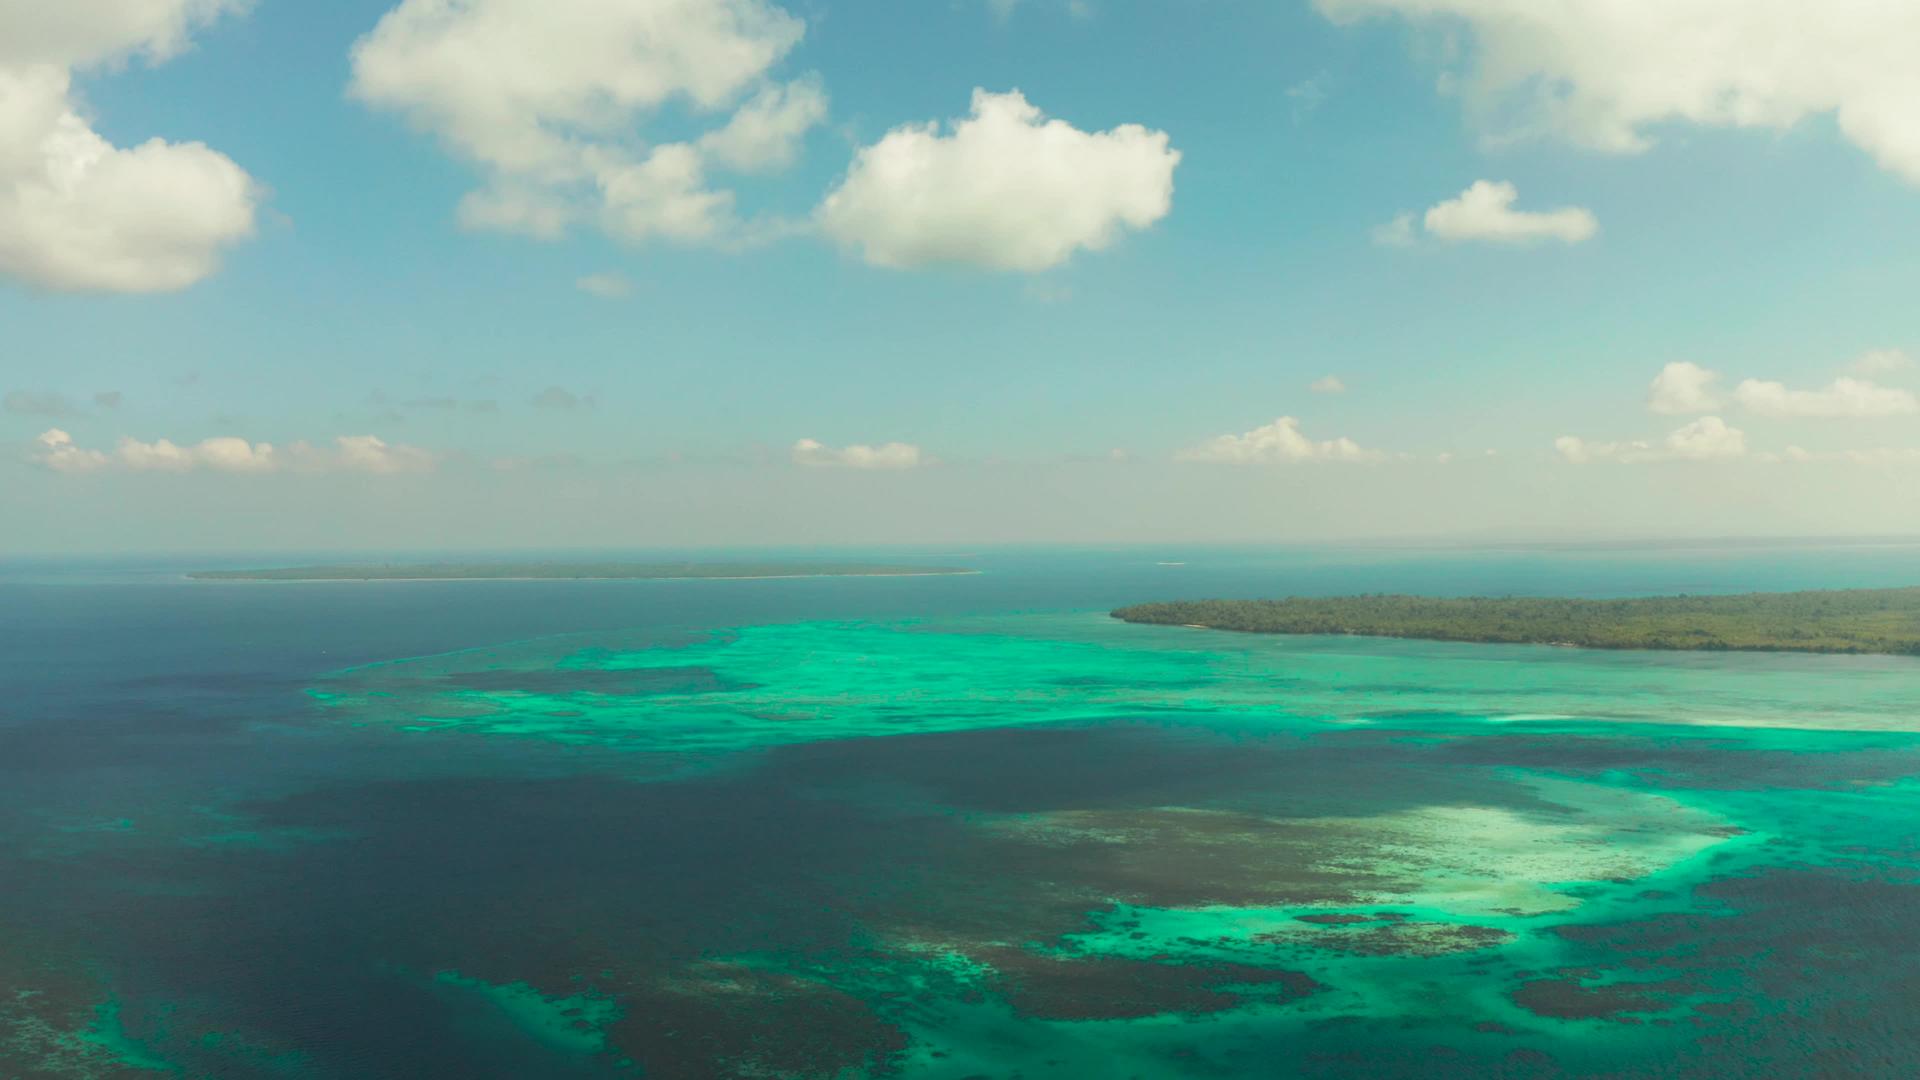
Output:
[
  {"xmin": 190, "ymin": 562, "xmax": 974, "ymax": 582},
  {"xmin": 1113, "ymin": 588, "xmax": 1920, "ymax": 656}
]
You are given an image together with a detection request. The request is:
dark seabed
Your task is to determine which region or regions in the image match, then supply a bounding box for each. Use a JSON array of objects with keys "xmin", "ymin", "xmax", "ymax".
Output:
[{"xmin": 7, "ymin": 543, "xmax": 1920, "ymax": 1078}]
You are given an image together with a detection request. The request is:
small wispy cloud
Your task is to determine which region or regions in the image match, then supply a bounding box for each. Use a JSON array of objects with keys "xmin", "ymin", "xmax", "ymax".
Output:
[
  {"xmin": 1377, "ymin": 181, "xmax": 1596, "ymax": 248},
  {"xmin": 791, "ymin": 438, "xmax": 924, "ymax": 469},
  {"xmin": 1849, "ymin": 349, "xmax": 1913, "ymax": 377},
  {"xmin": 1285, "ymin": 75, "xmax": 1329, "ymax": 122},
  {"xmin": 575, "ymin": 272, "xmax": 633, "ymax": 299},
  {"xmin": 1424, "ymin": 180, "xmax": 1597, "ymax": 245},
  {"xmin": 1023, "ymin": 279, "xmax": 1073, "ymax": 304},
  {"xmin": 1370, "ymin": 213, "xmax": 1416, "ymax": 248},
  {"xmin": 532, "ymin": 386, "xmax": 593, "ymax": 411},
  {"xmin": 4, "ymin": 390, "xmax": 80, "ymax": 417},
  {"xmin": 985, "ymin": 0, "xmax": 1092, "ymax": 20}
]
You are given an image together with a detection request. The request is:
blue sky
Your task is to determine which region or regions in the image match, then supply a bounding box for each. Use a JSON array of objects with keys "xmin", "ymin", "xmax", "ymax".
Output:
[{"xmin": 5, "ymin": 1, "xmax": 1920, "ymax": 552}]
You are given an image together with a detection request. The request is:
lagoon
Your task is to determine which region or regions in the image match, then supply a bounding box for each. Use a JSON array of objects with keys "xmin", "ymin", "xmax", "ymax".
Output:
[{"xmin": 6, "ymin": 543, "xmax": 1920, "ymax": 1077}]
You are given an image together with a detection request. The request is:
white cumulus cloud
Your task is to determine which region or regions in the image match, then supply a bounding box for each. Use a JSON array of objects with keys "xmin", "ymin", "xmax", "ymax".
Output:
[
  {"xmin": 1314, "ymin": 0, "xmax": 1920, "ymax": 186},
  {"xmin": 28, "ymin": 428, "xmax": 109, "ymax": 472},
  {"xmin": 116, "ymin": 434, "xmax": 278, "ymax": 473},
  {"xmin": 0, "ymin": 3, "xmax": 261, "ymax": 292},
  {"xmin": 1664, "ymin": 415, "xmax": 1748, "ymax": 461},
  {"xmin": 308, "ymin": 434, "xmax": 436, "ymax": 474},
  {"xmin": 0, "ymin": 1, "xmax": 248, "ymax": 68},
  {"xmin": 817, "ymin": 89, "xmax": 1180, "ymax": 272},
  {"xmin": 1556, "ymin": 416, "xmax": 1747, "ymax": 464},
  {"xmin": 1734, "ymin": 376, "xmax": 1918, "ymax": 418},
  {"xmin": 349, "ymin": 0, "xmax": 824, "ymax": 248},
  {"xmin": 1369, "ymin": 212, "xmax": 1416, "ymax": 248},
  {"xmin": 1648, "ymin": 361, "xmax": 1720, "ymax": 415},
  {"xmin": 1177, "ymin": 417, "xmax": 1377, "ymax": 464},
  {"xmin": 1422, "ymin": 181, "xmax": 1596, "ymax": 246},
  {"xmin": 791, "ymin": 437, "xmax": 923, "ymax": 470},
  {"xmin": 1309, "ymin": 375, "xmax": 1347, "ymax": 394}
]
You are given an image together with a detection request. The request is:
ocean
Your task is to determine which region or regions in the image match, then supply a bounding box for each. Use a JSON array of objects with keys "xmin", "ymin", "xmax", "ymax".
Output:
[{"xmin": 5, "ymin": 542, "xmax": 1920, "ymax": 1078}]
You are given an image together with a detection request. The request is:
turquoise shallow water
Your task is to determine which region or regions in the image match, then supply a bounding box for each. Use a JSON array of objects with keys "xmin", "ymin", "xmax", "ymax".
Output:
[
  {"xmin": 300, "ymin": 616, "xmax": 1920, "ymax": 1075},
  {"xmin": 319, "ymin": 613, "xmax": 1920, "ymax": 744},
  {"xmin": 6, "ymin": 546, "xmax": 1920, "ymax": 1077}
]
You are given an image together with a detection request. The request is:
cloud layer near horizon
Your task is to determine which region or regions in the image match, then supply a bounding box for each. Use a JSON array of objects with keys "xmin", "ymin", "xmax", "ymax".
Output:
[
  {"xmin": 790, "ymin": 437, "xmax": 924, "ymax": 469},
  {"xmin": 29, "ymin": 429, "xmax": 434, "ymax": 475},
  {"xmin": 1556, "ymin": 416, "xmax": 1748, "ymax": 465},
  {"xmin": 1644, "ymin": 356, "xmax": 1917, "ymax": 419},
  {"xmin": 1734, "ymin": 376, "xmax": 1918, "ymax": 419},
  {"xmin": 1177, "ymin": 417, "xmax": 1377, "ymax": 464}
]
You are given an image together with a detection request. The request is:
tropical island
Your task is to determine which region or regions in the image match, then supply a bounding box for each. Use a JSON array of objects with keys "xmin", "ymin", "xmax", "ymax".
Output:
[
  {"xmin": 1112, "ymin": 588, "xmax": 1920, "ymax": 656},
  {"xmin": 189, "ymin": 562, "xmax": 975, "ymax": 582}
]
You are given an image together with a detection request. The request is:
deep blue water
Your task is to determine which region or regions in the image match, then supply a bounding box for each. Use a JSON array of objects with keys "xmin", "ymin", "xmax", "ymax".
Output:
[{"xmin": 6, "ymin": 542, "xmax": 1920, "ymax": 1078}]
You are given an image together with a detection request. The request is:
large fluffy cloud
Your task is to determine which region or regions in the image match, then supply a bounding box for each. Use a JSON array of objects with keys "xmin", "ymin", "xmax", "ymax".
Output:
[
  {"xmin": 27, "ymin": 429, "xmax": 434, "ymax": 474},
  {"xmin": 0, "ymin": 2, "xmax": 260, "ymax": 292},
  {"xmin": 0, "ymin": 1, "xmax": 246, "ymax": 67},
  {"xmin": 1556, "ymin": 416, "xmax": 1747, "ymax": 464},
  {"xmin": 790, "ymin": 438, "xmax": 923, "ymax": 470},
  {"xmin": 1734, "ymin": 376, "xmax": 1918, "ymax": 418},
  {"xmin": 1177, "ymin": 417, "xmax": 1377, "ymax": 464},
  {"xmin": 349, "ymin": 0, "xmax": 824, "ymax": 247},
  {"xmin": 1315, "ymin": 0, "xmax": 1920, "ymax": 185},
  {"xmin": 1422, "ymin": 181, "xmax": 1597, "ymax": 245},
  {"xmin": 817, "ymin": 89, "xmax": 1179, "ymax": 271}
]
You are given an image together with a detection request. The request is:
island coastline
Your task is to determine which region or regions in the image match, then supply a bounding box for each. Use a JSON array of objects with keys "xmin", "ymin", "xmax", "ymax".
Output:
[{"xmin": 1113, "ymin": 588, "xmax": 1920, "ymax": 657}]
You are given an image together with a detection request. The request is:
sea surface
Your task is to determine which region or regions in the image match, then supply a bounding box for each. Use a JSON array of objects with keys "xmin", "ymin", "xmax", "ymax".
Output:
[{"xmin": 6, "ymin": 542, "xmax": 1920, "ymax": 1078}]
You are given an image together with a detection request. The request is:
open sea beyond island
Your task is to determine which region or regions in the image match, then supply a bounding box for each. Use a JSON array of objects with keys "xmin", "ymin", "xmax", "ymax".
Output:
[{"xmin": 7, "ymin": 542, "xmax": 1920, "ymax": 1078}]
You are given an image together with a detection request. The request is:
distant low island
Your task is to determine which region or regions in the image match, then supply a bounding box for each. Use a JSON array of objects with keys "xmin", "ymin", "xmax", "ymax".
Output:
[
  {"xmin": 190, "ymin": 562, "xmax": 975, "ymax": 582},
  {"xmin": 1113, "ymin": 588, "xmax": 1920, "ymax": 656}
]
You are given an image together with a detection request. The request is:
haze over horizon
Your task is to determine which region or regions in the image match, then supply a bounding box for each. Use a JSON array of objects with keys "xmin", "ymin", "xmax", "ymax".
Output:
[{"xmin": 6, "ymin": 1, "xmax": 1920, "ymax": 553}]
